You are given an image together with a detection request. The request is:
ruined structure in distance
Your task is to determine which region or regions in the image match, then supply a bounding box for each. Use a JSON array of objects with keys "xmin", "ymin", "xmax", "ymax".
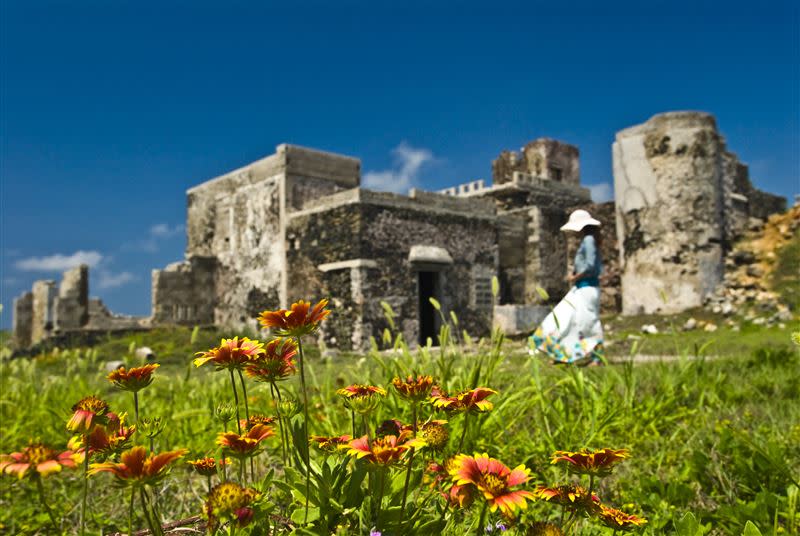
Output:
[{"xmin": 12, "ymin": 111, "xmax": 786, "ymax": 350}]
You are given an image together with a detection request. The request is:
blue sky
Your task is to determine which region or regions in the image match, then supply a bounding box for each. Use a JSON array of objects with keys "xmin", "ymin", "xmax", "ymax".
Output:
[{"xmin": 1, "ymin": 0, "xmax": 798, "ymax": 328}]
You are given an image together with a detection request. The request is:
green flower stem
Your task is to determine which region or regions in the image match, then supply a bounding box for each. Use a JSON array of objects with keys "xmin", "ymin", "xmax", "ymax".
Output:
[
  {"xmin": 375, "ymin": 466, "xmax": 387, "ymax": 529},
  {"xmin": 229, "ymin": 369, "xmax": 242, "ymax": 434},
  {"xmin": 296, "ymin": 337, "xmax": 311, "ymax": 524},
  {"xmin": 80, "ymin": 435, "xmax": 89, "ymax": 536},
  {"xmin": 350, "ymin": 409, "xmax": 357, "ymax": 438},
  {"xmin": 139, "ymin": 487, "xmax": 159, "ymax": 536},
  {"xmin": 398, "ymin": 402, "xmax": 418, "ymax": 531},
  {"xmin": 475, "ymin": 501, "xmax": 488, "ymax": 536},
  {"xmin": 270, "ymin": 382, "xmax": 287, "ymax": 466},
  {"xmin": 237, "ymin": 369, "xmax": 255, "ymax": 481},
  {"xmin": 457, "ymin": 412, "xmax": 470, "ymax": 454},
  {"xmin": 35, "ymin": 476, "xmax": 60, "ymax": 534},
  {"xmin": 143, "ymin": 487, "xmax": 163, "ymax": 536},
  {"xmin": 133, "ymin": 391, "xmax": 140, "ymax": 424},
  {"xmin": 128, "ymin": 486, "xmax": 135, "ymax": 536},
  {"xmin": 207, "ymin": 475, "xmax": 213, "ymax": 494}
]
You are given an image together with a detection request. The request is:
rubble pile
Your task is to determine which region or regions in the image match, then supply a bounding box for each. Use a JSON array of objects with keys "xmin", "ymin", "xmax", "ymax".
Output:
[{"xmin": 705, "ymin": 204, "xmax": 799, "ymax": 325}]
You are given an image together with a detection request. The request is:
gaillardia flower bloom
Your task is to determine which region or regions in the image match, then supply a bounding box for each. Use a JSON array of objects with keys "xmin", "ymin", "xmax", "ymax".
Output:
[
  {"xmin": 88, "ymin": 446, "xmax": 187, "ymax": 487},
  {"xmin": 375, "ymin": 419, "xmax": 413, "ymax": 438},
  {"xmin": 337, "ymin": 384, "xmax": 387, "ymax": 414},
  {"xmin": 70, "ymin": 412, "xmax": 136, "ymax": 459},
  {"xmin": 257, "ymin": 299, "xmax": 331, "ymax": 337},
  {"xmin": 193, "ymin": 337, "xmax": 265, "ymax": 370},
  {"xmin": 188, "ymin": 457, "xmax": 230, "ymax": 477},
  {"xmin": 67, "ymin": 396, "xmax": 110, "ymax": 433},
  {"xmin": 550, "ymin": 448, "xmax": 630, "ymax": 477},
  {"xmin": 204, "ymin": 482, "xmax": 262, "ymax": 531},
  {"xmin": 597, "ymin": 505, "xmax": 648, "ymax": 530},
  {"xmin": 310, "ymin": 434, "xmax": 352, "ymax": 453},
  {"xmin": 430, "ymin": 387, "xmax": 497, "ymax": 414},
  {"xmin": 450, "ymin": 453, "xmax": 535, "ymax": 517},
  {"xmin": 244, "ymin": 338, "xmax": 297, "ymax": 382},
  {"xmin": 427, "ymin": 459, "xmax": 476, "ymax": 508},
  {"xmin": 241, "ymin": 414, "xmax": 276, "ymax": 431},
  {"xmin": 392, "ymin": 375, "xmax": 434, "ymax": 401},
  {"xmin": 534, "ymin": 485, "xmax": 600, "ymax": 513},
  {"xmin": 0, "ymin": 443, "xmax": 78, "ymax": 479},
  {"xmin": 107, "ymin": 364, "xmax": 160, "ymax": 392},
  {"xmin": 345, "ymin": 433, "xmax": 422, "ymax": 466},
  {"xmin": 419, "ymin": 419, "xmax": 449, "ymax": 451},
  {"xmin": 217, "ymin": 424, "xmax": 274, "ymax": 458}
]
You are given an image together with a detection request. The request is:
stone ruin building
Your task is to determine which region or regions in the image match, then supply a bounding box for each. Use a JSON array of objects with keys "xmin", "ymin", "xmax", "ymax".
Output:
[{"xmin": 11, "ymin": 111, "xmax": 787, "ymax": 351}]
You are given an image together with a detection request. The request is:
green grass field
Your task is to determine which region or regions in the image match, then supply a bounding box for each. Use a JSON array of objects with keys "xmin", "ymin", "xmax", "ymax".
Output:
[{"xmin": 0, "ymin": 314, "xmax": 798, "ymax": 535}]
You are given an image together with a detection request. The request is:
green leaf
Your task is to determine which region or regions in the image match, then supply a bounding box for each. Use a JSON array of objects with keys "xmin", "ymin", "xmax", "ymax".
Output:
[
  {"xmin": 449, "ymin": 310, "xmax": 459, "ymax": 327},
  {"xmin": 673, "ymin": 512, "xmax": 705, "ymax": 536},
  {"xmin": 429, "ymin": 297, "xmax": 441, "ymax": 311},
  {"xmin": 742, "ymin": 522, "xmax": 762, "ymax": 536},
  {"xmin": 535, "ymin": 286, "xmax": 549, "ymax": 301},
  {"xmin": 290, "ymin": 506, "xmax": 320, "ymax": 524},
  {"xmin": 491, "ymin": 276, "xmax": 500, "ymax": 298}
]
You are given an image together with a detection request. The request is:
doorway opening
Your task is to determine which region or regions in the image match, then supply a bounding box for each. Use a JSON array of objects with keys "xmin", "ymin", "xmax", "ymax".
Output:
[{"xmin": 418, "ymin": 271, "xmax": 439, "ymax": 346}]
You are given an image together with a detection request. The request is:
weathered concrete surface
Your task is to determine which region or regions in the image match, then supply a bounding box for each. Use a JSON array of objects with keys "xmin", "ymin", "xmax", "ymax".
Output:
[
  {"xmin": 613, "ymin": 111, "xmax": 786, "ymax": 315},
  {"xmin": 613, "ymin": 112, "xmax": 726, "ymax": 314}
]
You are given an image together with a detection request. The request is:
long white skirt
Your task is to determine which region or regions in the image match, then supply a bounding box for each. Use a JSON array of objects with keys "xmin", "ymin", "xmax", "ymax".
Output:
[{"xmin": 530, "ymin": 286, "xmax": 605, "ymax": 364}]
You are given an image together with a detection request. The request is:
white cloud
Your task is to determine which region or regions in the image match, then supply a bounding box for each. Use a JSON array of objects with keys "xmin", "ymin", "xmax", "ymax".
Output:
[
  {"xmin": 15, "ymin": 250, "xmax": 103, "ymax": 272},
  {"xmin": 96, "ymin": 270, "xmax": 136, "ymax": 290},
  {"xmin": 126, "ymin": 223, "xmax": 185, "ymax": 252},
  {"xmin": 587, "ymin": 182, "xmax": 614, "ymax": 203},
  {"xmin": 363, "ymin": 142, "xmax": 435, "ymax": 193}
]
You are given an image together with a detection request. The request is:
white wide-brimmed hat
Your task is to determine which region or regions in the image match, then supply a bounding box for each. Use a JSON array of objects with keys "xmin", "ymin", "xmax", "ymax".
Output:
[{"xmin": 560, "ymin": 209, "xmax": 601, "ymax": 232}]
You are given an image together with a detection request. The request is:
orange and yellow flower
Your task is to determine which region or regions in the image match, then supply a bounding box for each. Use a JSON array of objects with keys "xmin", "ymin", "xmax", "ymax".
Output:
[
  {"xmin": 244, "ymin": 338, "xmax": 297, "ymax": 382},
  {"xmin": 88, "ymin": 446, "xmax": 187, "ymax": 487},
  {"xmin": 534, "ymin": 484, "xmax": 600, "ymax": 513},
  {"xmin": 0, "ymin": 443, "xmax": 78, "ymax": 479},
  {"xmin": 597, "ymin": 505, "xmax": 648, "ymax": 530},
  {"xmin": 375, "ymin": 419, "xmax": 413, "ymax": 438},
  {"xmin": 67, "ymin": 395, "xmax": 110, "ymax": 433},
  {"xmin": 419, "ymin": 419, "xmax": 449, "ymax": 451},
  {"xmin": 188, "ymin": 457, "xmax": 231, "ymax": 477},
  {"xmin": 310, "ymin": 434, "xmax": 352, "ymax": 453},
  {"xmin": 392, "ymin": 375, "xmax": 434, "ymax": 401},
  {"xmin": 430, "ymin": 387, "xmax": 497, "ymax": 414},
  {"xmin": 257, "ymin": 299, "xmax": 331, "ymax": 337},
  {"xmin": 107, "ymin": 364, "xmax": 160, "ymax": 392},
  {"xmin": 70, "ymin": 412, "xmax": 136, "ymax": 459},
  {"xmin": 204, "ymin": 482, "xmax": 262, "ymax": 531},
  {"xmin": 217, "ymin": 424, "xmax": 274, "ymax": 458},
  {"xmin": 550, "ymin": 448, "xmax": 630, "ymax": 477},
  {"xmin": 240, "ymin": 414, "xmax": 276, "ymax": 431},
  {"xmin": 337, "ymin": 384, "xmax": 387, "ymax": 398},
  {"xmin": 450, "ymin": 453, "xmax": 535, "ymax": 517},
  {"xmin": 344, "ymin": 432, "xmax": 422, "ymax": 466},
  {"xmin": 194, "ymin": 337, "xmax": 265, "ymax": 370}
]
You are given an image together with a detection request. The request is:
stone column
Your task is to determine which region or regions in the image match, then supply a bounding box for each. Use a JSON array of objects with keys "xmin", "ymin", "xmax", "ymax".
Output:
[
  {"xmin": 54, "ymin": 264, "xmax": 89, "ymax": 331},
  {"xmin": 13, "ymin": 292, "xmax": 33, "ymax": 348},
  {"xmin": 613, "ymin": 112, "xmax": 725, "ymax": 314},
  {"xmin": 31, "ymin": 280, "xmax": 57, "ymax": 345}
]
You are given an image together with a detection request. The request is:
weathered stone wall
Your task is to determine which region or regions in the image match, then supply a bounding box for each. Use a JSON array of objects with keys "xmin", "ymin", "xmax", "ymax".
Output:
[
  {"xmin": 613, "ymin": 112, "xmax": 727, "ymax": 314},
  {"xmin": 285, "ymin": 190, "xmax": 497, "ymax": 349},
  {"xmin": 12, "ymin": 292, "xmax": 33, "ymax": 348},
  {"xmin": 565, "ymin": 201, "xmax": 621, "ymax": 313},
  {"xmin": 151, "ymin": 257, "xmax": 217, "ymax": 325},
  {"xmin": 85, "ymin": 298, "xmax": 150, "ymax": 331},
  {"xmin": 31, "ymin": 280, "xmax": 56, "ymax": 345},
  {"xmin": 53, "ymin": 265, "xmax": 89, "ymax": 331},
  {"xmin": 493, "ymin": 138, "xmax": 580, "ymax": 186}
]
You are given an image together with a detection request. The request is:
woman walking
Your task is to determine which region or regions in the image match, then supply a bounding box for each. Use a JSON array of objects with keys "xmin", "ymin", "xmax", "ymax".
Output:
[{"xmin": 530, "ymin": 209, "xmax": 605, "ymax": 365}]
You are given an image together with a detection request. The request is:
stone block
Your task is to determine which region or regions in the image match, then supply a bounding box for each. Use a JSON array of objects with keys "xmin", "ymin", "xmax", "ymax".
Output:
[{"xmin": 493, "ymin": 305, "xmax": 549, "ymax": 336}]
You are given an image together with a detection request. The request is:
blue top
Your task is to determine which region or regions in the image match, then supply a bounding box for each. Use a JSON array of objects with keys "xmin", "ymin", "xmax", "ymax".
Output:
[{"xmin": 574, "ymin": 235, "xmax": 602, "ymax": 287}]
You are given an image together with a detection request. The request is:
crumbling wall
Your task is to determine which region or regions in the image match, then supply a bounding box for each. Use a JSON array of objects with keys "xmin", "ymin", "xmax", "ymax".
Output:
[
  {"xmin": 12, "ymin": 292, "xmax": 33, "ymax": 348},
  {"xmin": 31, "ymin": 280, "xmax": 56, "ymax": 345},
  {"xmin": 613, "ymin": 112, "xmax": 727, "ymax": 314},
  {"xmin": 53, "ymin": 265, "xmax": 89, "ymax": 331},
  {"xmin": 493, "ymin": 138, "xmax": 580, "ymax": 186},
  {"xmin": 151, "ymin": 257, "xmax": 217, "ymax": 325}
]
